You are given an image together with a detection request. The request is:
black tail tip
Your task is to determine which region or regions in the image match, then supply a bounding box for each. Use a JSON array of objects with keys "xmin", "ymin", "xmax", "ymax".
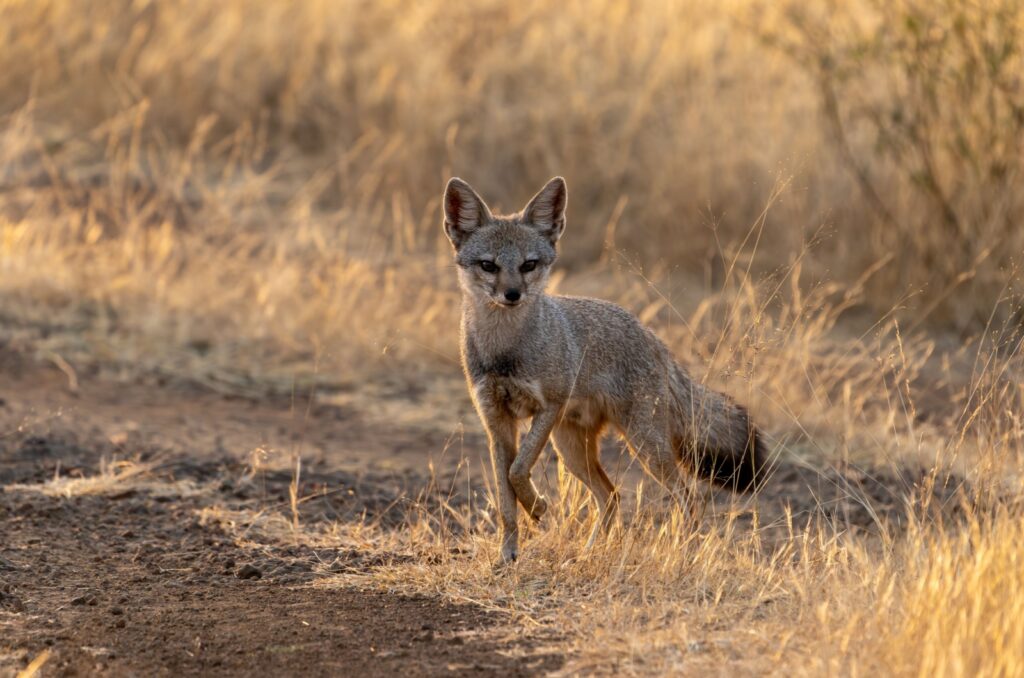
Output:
[
  {"xmin": 696, "ymin": 426, "xmax": 768, "ymax": 493},
  {"xmin": 733, "ymin": 428, "xmax": 767, "ymax": 492}
]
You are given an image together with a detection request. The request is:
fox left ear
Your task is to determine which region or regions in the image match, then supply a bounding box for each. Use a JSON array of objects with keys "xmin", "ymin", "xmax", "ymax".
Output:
[{"xmin": 522, "ymin": 176, "xmax": 567, "ymax": 244}]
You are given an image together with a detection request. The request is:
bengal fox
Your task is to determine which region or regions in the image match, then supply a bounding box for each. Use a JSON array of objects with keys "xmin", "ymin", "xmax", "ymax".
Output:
[{"xmin": 443, "ymin": 176, "xmax": 766, "ymax": 564}]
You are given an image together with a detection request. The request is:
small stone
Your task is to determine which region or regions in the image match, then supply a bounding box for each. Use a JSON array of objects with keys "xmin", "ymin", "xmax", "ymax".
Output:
[
  {"xmin": 110, "ymin": 606, "xmax": 124, "ymax": 616},
  {"xmin": 0, "ymin": 591, "xmax": 24, "ymax": 612},
  {"xmin": 236, "ymin": 564, "xmax": 262, "ymax": 580}
]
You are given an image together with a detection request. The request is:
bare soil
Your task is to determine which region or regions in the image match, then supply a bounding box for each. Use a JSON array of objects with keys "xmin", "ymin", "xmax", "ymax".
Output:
[
  {"xmin": 0, "ymin": 490, "xmax": 559, "ymax": 677},
  {"xmin": 0, "ymin": 351, "xmax": 559, "ymax": 676}
]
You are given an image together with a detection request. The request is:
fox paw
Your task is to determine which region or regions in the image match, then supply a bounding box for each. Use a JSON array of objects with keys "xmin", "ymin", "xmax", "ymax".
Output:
[
  {"xmin": 497, "ymin": 544, "xmax": 519, "ymax": 568},
  {"xmin": 527, "ymin": 495, "xmax": 548, "ymax": 522}
]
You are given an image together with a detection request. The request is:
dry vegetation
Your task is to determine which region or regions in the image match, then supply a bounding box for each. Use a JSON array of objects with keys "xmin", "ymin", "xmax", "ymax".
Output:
[{"xmin": 1, "ymin": 0, "xmax": 1023, "ymax": 675}]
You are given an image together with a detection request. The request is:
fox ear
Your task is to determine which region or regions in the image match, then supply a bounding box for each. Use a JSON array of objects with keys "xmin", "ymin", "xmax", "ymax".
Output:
[
  {"xmin": 443, "ymin": 178, "xmax": 491, "ymax": 249},
  {"xmin": 522, "ymin": 176, "xmax": 567, "ymax": 244}
]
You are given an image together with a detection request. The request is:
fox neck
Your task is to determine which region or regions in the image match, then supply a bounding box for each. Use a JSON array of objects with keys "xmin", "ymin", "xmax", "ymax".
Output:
[{"xmin": 461, "ymin": 290, "xmax": 543, "ymax": 356}]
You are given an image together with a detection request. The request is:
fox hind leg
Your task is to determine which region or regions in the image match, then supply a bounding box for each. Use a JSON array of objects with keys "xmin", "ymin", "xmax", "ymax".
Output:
[
  {"xmin": 552, "ymin": 423, "xmax": 619, "ymax": 549},
  {"xmin": 621, "ymin": 413, "xmax": 697, "ymax": 518}
]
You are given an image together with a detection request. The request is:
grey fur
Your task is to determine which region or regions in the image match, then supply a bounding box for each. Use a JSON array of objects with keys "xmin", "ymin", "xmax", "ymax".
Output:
[{"xmin": 444, "ymin": 176, "xmax": 765, "ymax": 564}]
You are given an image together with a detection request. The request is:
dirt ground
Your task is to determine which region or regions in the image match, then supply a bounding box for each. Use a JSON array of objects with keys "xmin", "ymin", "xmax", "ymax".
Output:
[
  {"xmin": 0, "ymin": 347, "xmax": 965, "ymax": 676},
  {"xmin": 0, "ymin": 349, "xmax": 565, "ymax": 677}
]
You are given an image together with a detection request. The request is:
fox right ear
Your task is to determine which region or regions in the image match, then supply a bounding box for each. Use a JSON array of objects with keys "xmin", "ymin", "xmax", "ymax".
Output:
[
  {"xmin": 443, "ymin": 178, "xmax": 491, "ymax": 249},
  {"xmin": 522, "ymin": 176, "xmax": 567, "ymax": 244}
]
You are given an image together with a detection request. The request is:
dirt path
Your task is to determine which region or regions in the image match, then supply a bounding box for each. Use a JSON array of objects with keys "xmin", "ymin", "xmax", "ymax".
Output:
[
  {"xmin": 0, "ymin": 488, "xmax": 559, "ymax": 677},
  {"xmin": 0, "ymin": 352, "xmax": 561, "ymax": 676}
]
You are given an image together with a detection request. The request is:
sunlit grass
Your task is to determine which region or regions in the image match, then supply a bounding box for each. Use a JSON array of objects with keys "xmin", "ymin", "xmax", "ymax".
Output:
[
  {"xmin": 6, "ymin": 458, "xmax": 201, "ymax": 498},
  {"xmin": 352, "ymin": 285, "xmax": 1021, "ymax": 674}
]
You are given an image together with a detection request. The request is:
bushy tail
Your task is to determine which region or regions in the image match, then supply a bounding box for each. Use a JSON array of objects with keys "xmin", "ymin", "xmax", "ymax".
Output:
[{"xmin": 670, "ymin": 366, "xmax": 767, "ymax": 492}]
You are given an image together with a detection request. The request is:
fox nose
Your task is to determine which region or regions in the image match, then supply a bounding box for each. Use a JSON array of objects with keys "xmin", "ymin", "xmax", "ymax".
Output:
[{"xmin": 504, "ymin": 289, "xmax": 521, "ymax": 303}]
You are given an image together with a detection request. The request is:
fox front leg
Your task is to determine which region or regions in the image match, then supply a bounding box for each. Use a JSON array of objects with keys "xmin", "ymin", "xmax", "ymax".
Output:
[
  {"xmin": 508, "ymin": 407, "xmax": 560, "ymax": 521},
  {"xmin": 480, "ymin": 411, "xmax": 523, "ymax": 564}
]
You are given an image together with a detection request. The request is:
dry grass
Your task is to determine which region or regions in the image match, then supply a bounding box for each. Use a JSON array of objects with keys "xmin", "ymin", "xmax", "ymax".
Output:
[
  {"xmin": 2, "ymin": 0, "xmax": 1024, "ymax": 675},
  {"xmin": 368, "ymin": 486, "xmax": 1024, "ymax": 675},
  {"xmin": 358, "ymin": 277, "xmax": 1022, "ymax": 675},
  {"xmin": 5, "ymin": 457, "xmax": 201, "ymax": 499}
]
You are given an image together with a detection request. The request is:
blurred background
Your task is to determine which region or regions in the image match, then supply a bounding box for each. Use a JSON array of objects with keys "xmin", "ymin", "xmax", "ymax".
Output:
[{"xmin": 1, "ymin": 0, "xmax": 1021, "ymax": 413}]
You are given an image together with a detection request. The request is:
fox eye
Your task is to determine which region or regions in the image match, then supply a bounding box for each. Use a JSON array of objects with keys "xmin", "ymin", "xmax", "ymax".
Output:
[
  {"xmin": 479, "ymin": 260, "xmax": 498, "ymax": 273},
  {"xmin": 520, "ymin": 260, "xmax": 538, "ymax": 273}
]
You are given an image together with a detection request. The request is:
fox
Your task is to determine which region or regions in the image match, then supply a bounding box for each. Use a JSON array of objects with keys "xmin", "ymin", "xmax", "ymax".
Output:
[{"xmin": 443, "ymin": 176, "xmax": 766, "ymax": 564}]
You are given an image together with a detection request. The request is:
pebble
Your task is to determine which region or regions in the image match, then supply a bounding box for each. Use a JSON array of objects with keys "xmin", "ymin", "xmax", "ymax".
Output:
[{"xmin": 236, "ymin": 564, "xmax": 262, "ymax": 580}]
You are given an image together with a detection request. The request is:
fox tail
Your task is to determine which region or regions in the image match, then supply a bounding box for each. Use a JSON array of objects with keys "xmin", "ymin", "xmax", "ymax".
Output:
[{"xmin": 670, "ymin": 367, "xmax": 766, "ymax": 492}]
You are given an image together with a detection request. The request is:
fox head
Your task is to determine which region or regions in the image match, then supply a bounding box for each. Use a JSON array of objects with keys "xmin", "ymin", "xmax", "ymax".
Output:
[{"xmin": 443, "ymin": 176, "xmax": 567, "ymax": 309}]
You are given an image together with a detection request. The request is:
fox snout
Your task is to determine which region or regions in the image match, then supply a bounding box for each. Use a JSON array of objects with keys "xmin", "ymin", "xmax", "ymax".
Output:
[
  {"xmin": 495, "ymin": 286, "xmax": 523, "ymax": 307},
  {"xmin": 495, "ymin": 272, "xmax": 525, "ymax": 306},
  {"xmin": 484, "ymin": 263, "xmax": 531, "ymax": 307}
]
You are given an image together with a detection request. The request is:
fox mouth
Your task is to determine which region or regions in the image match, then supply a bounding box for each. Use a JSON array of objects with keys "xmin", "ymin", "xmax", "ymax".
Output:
[{"xmin": 493, "ymin": 298, "xmax": 523, "ymax": 308}]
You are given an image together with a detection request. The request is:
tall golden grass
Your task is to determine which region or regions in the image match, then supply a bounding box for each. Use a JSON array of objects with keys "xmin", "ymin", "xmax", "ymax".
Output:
[
  {"xmin": 1, "ymin": 0, "xmax": 1023, "ymax": 674},
  {"xmin": 3, "ymin": 0, "xmax": 1020, "ymax": 377},
  {"xmin": 370, "ymin": 480, "xmax": 1024, "ymax": 675},
  {"xmin": 357, "ymin": 261, "xmax": 1020, "ymax": 674}
]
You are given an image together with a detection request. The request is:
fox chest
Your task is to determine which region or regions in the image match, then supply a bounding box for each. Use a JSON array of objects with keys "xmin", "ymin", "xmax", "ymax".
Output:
[
  {"xmin": 464, "ymin": 349, "xmax": 545, "ymax": 419},
  {"xmin": 474, "ymin": 376, "xmax": 545, "ymax": 419}
]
